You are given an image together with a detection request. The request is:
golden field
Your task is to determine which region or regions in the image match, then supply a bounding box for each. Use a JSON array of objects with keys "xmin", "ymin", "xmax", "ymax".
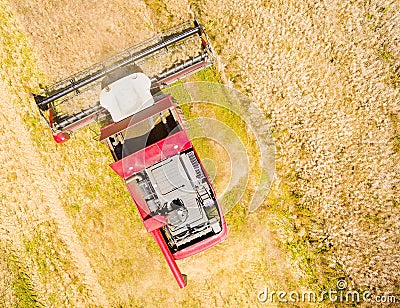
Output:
[{"xmin": 0, "ymin": 0, "xmax": 398, "ymax": 306}]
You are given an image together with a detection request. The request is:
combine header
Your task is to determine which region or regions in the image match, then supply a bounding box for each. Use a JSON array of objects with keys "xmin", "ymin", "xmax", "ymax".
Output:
[{"xmin": 33, "ymin": 20, "xmax": 227, "ymax": 288}]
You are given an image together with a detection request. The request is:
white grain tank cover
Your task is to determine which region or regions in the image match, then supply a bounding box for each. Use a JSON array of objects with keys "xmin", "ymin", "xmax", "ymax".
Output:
[{"xmin": 100, "ymin": 73, "xmax": 154, "ymax": 122}]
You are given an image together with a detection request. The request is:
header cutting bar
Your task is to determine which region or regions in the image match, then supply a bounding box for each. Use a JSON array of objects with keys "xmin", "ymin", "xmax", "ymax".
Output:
[{"xmin": 35, "ymin": 23, "xmax": 201, "ymax": 109}]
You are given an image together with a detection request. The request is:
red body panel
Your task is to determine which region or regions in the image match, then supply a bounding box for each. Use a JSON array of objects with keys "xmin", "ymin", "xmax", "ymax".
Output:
[{"xmin": 109, "ymin": 130, "xmax": 192, "ymax": 178}]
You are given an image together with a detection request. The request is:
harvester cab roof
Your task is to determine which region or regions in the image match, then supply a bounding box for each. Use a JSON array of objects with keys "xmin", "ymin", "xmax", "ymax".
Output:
[{"xmin": 100, "ymin": 72, "xmax": 154, "ymax": 122}]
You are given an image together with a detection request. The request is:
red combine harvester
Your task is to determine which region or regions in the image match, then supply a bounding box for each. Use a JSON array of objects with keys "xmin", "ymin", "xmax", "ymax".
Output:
[{"xmin": 33, "ymin": 20, "xmax": 227, "ymax": 288}]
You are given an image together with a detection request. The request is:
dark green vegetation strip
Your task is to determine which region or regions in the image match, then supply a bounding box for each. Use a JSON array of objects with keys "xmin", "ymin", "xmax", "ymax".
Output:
[{"xmin": 0, "ymin": 244, "xmax": 41, "ymax": 308}]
